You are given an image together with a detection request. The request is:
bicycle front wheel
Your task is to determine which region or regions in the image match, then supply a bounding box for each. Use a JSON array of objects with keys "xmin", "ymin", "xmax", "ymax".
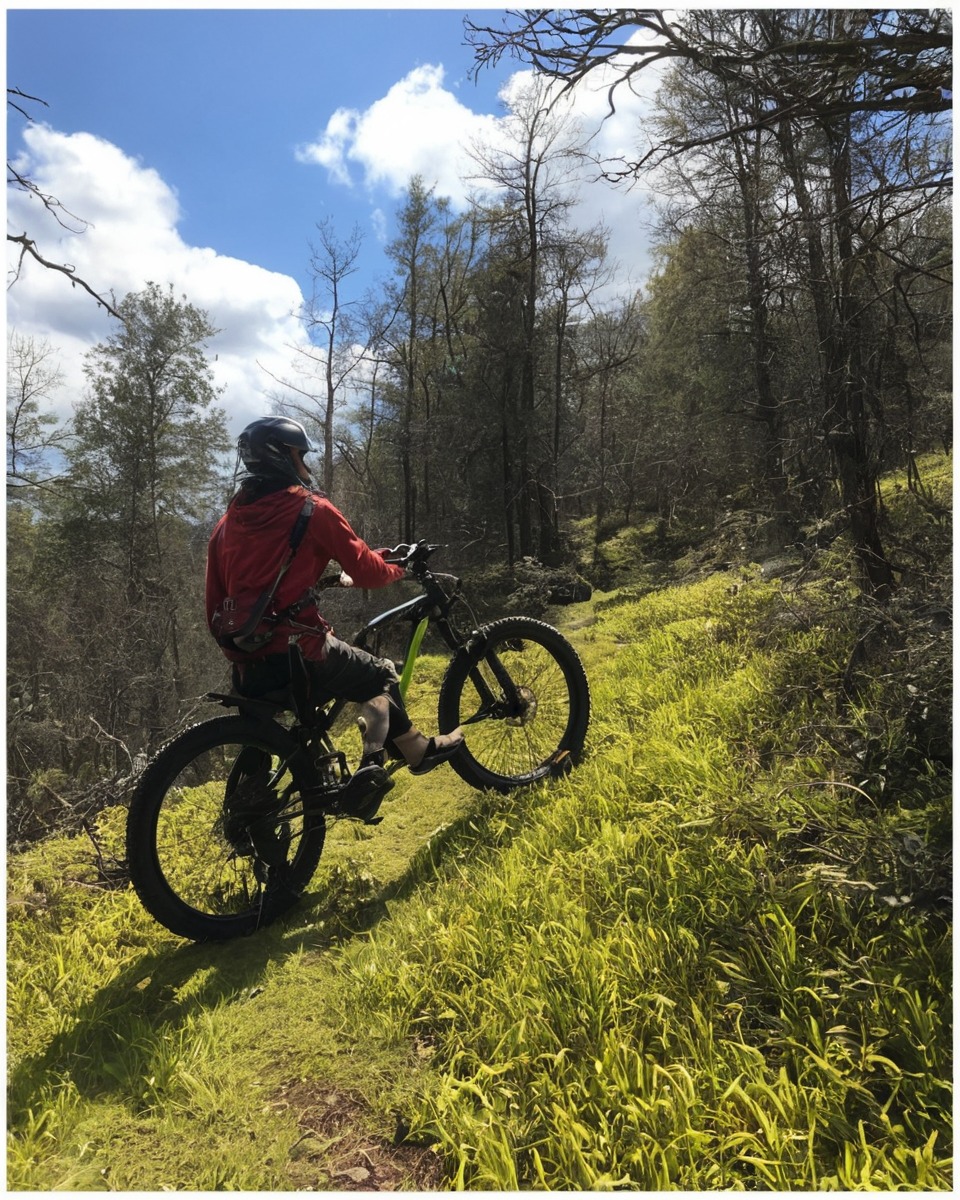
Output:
[
  {"xmin": 126, "ymin": 715, "xmax": 325, "ymax": 941},
  {"xmin": 438, "ymin": 617, "xmax": 590, "ymax": 793}
]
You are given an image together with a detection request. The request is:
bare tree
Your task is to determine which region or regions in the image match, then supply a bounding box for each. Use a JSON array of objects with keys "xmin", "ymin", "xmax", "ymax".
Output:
[
  {"xmin": 6, "ymin": 329, "xmax": 68, "ymax": 497},
  {"xmin": 301, "ymin": 220, "xmax": 365, "ymax": 495},
  {"xmin": 258, "ymin": 222, "xmax": 368, "ymax": 496},
  {"xmin": 467, "ymin": 10, "xmax": 952, "ymax": 131},
  {"xmin": 7, "ymin": 89, "xmax": 123, "ymax": 320}
]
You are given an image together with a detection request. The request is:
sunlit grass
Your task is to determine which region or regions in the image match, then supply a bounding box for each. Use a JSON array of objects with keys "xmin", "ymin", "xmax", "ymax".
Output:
[{"xmin": 333, "ymin": 570, "xmax": 952, "ymax": 1189}]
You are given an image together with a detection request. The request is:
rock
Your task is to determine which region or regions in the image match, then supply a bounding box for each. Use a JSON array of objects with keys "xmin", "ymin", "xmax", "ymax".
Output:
[
  {"xmin": 549, "ymin": 579, "xmax": 593, "ymax": 604},
  {"xmin": 335, "ymin": 1167, "xmax": 371, "ymax": 1184}
]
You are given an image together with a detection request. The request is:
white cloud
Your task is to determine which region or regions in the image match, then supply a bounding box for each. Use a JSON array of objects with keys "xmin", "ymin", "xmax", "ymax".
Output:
[
  {"xmin": 297, "ymin": 63, "xmax": 501, "ymax": 208},
  {"xmin": 6, "ymin": 39, "xmax": 669, "ymax": 451},
  {"xmin": 370, "ymin": 207, "xmax": 388, "ymax": 244},
  {"xmin": 7, "ymin": 125, "xmax": 312, "ymax": 435},
  {"xmin": 300, "ymin": 107, "xmax": 358, "ymax": 187},
  {"xmin": 297, "ymin": 47, "xmax": 666, "ymax": 297}
]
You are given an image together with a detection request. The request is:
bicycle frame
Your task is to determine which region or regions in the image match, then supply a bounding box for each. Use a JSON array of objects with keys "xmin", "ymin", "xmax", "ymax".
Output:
[
  {"xmin": 212, "ymin": 553, "xmax": 527, "ymax": 780},
  {"xmin": 319, "ymin": 563, "xmax": 522, "ymax": 740},
  {"xmin": 347, "ymin": 575, "xmax": 465, "ymax": 709}
]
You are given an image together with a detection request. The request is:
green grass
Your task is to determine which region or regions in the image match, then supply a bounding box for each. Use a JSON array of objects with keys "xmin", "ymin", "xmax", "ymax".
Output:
[
  {"xmin": 7, "ymin": 748, "xmax": 483, "ymax": 1190},
  {"xmin": 329, "ymin": 570, "xmax": 951, "ymax": 1189},
  {"xmin": 8, "ymin": 460, "xmax": 952, "ymax": 1190}
]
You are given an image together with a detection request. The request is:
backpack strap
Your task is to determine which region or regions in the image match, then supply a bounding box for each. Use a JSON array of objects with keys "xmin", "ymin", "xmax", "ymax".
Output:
[
  {"xmin": 217, "ymin": 497, "xmax": 316, "ymax": 651},
  {"xmin": 286, "ymin": 496, "xmax": 315, "ymax": 555}
]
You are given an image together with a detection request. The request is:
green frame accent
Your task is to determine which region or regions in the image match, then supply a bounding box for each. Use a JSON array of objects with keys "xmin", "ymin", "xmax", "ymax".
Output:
[{"xmin": 398, "ymin": 617, "xmax": 430, "ymax": 700}]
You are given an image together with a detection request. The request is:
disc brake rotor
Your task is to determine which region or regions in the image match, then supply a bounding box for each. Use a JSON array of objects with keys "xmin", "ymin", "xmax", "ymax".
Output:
[
  {"xmin": 505, "ymin": 686, "xmax": 538, "ymax": 727},
  {"xmin": 221, "ymin": 770, "xmax": 283, "ymax": 855}
]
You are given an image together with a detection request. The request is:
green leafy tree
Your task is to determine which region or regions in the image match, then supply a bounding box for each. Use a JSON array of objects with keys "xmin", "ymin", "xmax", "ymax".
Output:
[
  {"xmin": 61, "ymin": 282, "xmax": 229, "ymax": 746},
  {"xmin": 469, "ymin": 76, "xmax": 621, "ymax": 564},
  {"xmin": 379, "ymin": 177, "xmax": 445, "ymax": 541},
  {"xmin": 468, "ymin": 8, "xmax": 952, "ymax": 595},
  {"xmin": 371, "ymin": 178, "xmax": 483, "ymax": 545},
  {"xmin": 568, "ymin": 295, "xmax": 646, "ymax": 541}
]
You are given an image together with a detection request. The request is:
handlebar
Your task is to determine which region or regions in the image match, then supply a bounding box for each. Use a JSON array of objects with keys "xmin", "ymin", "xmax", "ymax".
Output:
[
  {"xmin": 383, "ymin": 540, "xmax": 442, "ymax": 570},
  {"xmin": 315, "ymin": 540, "xmax": 442, "ymax": 589}
]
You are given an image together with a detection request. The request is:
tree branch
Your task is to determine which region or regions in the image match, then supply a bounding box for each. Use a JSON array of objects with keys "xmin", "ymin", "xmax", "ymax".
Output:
[
  {"xmin": 7, "ymin": 232, "xmax": 123, "ymax": 319},
  {"xmin": 7, "ymin": 87, "xmax": 124, "ymax": 321}
]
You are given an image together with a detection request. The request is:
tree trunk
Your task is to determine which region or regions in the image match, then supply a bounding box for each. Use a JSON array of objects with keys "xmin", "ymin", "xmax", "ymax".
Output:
[
  {"xmin": 776, "ymin": 115, "xmax": 895, "ymax": 599},
  {"xmin": 501, "ymin": 410, "xmax": 516, "ymax": 565}
]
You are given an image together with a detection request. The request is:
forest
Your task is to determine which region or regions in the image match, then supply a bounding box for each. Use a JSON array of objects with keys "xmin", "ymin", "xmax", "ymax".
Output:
[{"xmin": 7, "ymin": 8, "xmax": 952, "ymax": 841}]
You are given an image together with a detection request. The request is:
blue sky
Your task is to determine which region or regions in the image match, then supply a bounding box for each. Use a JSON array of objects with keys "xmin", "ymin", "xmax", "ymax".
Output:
[
  {"xmin": 9, "ymin": 9, "xmax": 503, "ymax": 286},
  {"xmin": 7, "ymin": 7, "xmax": 658, "ymax": 433}
]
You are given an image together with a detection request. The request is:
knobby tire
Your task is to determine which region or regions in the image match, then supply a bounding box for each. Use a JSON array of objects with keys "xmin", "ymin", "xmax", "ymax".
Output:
[
  {"xmin": 126, "ymin": 715, "xmax": 325, "ymax": 941},
  {"xmin": 438, "ymin": 617, "xmax": 590, "ymax": 793}
]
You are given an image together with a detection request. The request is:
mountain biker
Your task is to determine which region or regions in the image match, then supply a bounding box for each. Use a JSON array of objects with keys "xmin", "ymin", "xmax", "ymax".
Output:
[{"xmin": 205, "ymin": 415, "xmax": 463, "ymax": 820}]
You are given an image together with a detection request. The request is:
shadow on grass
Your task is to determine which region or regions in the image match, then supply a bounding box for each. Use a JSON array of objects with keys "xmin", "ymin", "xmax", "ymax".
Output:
[{"xmin": 7, "ymin": 784, "xmax": 531, "ymax": 1124}]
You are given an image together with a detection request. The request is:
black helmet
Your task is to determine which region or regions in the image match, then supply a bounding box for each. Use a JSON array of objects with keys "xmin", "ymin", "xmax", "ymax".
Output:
[{"xmin": 237, "ymin": 416, "xmax": 315, "ymax": 483}]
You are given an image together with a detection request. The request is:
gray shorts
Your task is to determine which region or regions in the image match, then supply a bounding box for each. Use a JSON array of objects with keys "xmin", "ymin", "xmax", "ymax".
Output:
[
  {"xmin": 303, "ymin": 633, "xmax": 402, "ymax": 705},
  {"xmin": 234, "ymin": 633, "xmax": 401, "ymax": 708}
]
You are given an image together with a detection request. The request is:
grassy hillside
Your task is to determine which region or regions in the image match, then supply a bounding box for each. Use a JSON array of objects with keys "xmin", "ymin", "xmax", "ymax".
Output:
[{"xmin": 8, "ymin": 457, "xmax": 951, "ymax": 1190}]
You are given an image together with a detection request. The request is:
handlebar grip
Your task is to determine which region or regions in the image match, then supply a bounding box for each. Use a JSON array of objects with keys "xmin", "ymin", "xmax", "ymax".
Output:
[{"xmin": 383, "ymin": 540, "xmax": 441, "ymax": 567}]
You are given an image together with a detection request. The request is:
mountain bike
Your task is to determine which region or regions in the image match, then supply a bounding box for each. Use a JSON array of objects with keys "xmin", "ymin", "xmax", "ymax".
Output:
[{"xmin": 126, "ymin": 541, "xmax": 591, "ymax": 941}]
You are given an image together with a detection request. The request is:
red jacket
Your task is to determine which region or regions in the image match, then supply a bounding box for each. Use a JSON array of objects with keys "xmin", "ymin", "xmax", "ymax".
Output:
[{"xmin": 206, "ymin": 484, "xmax": 403, "ymax": 661}]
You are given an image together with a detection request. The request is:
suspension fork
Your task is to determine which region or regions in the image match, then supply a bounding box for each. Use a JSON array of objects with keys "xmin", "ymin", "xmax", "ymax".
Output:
[
  {"xmin": 460, "ymin": 628, "xmax": 525, "ymax": 718},
  {"xmin": 426, "ymin": 615, "xmax": 512, "ymax": 718}
]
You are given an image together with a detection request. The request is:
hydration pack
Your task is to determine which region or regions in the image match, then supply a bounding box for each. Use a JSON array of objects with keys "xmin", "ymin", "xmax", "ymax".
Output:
[{"xmin": 211, "ymin": 497, "xmax": 315, "ymax": 653}]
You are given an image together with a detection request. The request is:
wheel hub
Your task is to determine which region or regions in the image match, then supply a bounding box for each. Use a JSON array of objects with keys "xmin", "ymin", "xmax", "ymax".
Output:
[
  {"xmin": 505, "ymin": 686, "xmax": 537, "ymax": 727},
  {"xmin": 221, "ymin": 773, "xmax": 282, "ymax": 854}
]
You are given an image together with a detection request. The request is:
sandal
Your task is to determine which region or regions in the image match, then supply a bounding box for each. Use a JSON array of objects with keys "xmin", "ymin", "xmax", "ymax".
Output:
[{"xmin": 408, "ymin": 733, "xmax": 465, "ymax": 776}]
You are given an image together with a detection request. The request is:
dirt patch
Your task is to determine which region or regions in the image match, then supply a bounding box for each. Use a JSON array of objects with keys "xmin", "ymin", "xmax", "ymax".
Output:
[{"xmin": 270, "ymin": 1080, "xmax": 445, "ymax": 1191}]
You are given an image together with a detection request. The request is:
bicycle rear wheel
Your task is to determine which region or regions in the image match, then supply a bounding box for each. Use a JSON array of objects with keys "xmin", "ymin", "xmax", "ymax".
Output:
[
  {"xmin": 437, "ymin": 617, "xmax": 590, "ymax": 793},
  {"xmin": 126, "ymin": 715, "xmax": 325, "ymax": 941}
]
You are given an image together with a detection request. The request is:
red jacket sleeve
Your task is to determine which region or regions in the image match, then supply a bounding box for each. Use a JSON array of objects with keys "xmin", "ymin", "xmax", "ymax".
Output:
[{"xmin": 309, "ymin": 499, "xmax": 404, "ymax": 588}]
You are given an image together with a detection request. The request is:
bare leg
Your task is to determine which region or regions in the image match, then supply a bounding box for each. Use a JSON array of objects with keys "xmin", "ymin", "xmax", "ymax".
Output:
[
  {"xmin": 358, "ymin": 698, "xmax": 463, "ymax": 772},
  {"xmin": 358, "ymin": 695, "xmax": 391, "ymax": 757}
]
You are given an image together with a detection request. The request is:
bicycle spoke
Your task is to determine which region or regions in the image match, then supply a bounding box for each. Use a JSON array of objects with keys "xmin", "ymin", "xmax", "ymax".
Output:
[
  {"xmin": 439, "ymin": 617, "xmax": 590, "ymax": 793},
  {"xmin": 127, "ymin": 715, "xmax": 328, "ymax": 941},
  {"xmin": 463, "ymin": 641, "xmax": 569, "ymax": 775},
  {"xmin": 152, "ymin": 745, "xmax": 307, "ymax": 920}
]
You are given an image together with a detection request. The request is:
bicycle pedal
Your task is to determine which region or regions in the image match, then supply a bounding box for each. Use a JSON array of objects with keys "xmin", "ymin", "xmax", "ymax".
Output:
[
  {"xmin": 547, "ymin": 749, "xmax": 573, "ymax": 775},
  {"xmin": 324, "ymin": 767, "xmax": 394, "ymax": 818}
]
